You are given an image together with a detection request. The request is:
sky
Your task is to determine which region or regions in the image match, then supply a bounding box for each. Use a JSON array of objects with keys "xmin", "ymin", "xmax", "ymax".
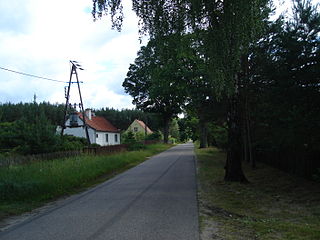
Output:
[
  {"xmin": 0, "ymin": 0, "xmax": 319, "ymax": 110},
  {"xmin": 0, "ymin": 0, "xmax": 143, "ymax": 109}
]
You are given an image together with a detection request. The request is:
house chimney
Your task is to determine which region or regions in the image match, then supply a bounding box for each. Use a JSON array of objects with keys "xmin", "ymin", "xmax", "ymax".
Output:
[{"xmin": 85, "ymin": 109, "xmax": 92, "ymax": 120}]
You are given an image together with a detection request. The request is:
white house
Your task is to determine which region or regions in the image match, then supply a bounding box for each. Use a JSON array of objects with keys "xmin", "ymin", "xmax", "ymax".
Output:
[{"xmin": 63, "ymin": 109, "xmax": 120, "ymax": 146}]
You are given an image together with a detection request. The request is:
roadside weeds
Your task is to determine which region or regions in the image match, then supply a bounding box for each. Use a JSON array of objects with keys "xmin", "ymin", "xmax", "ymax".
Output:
[{"xmin": 0, "ymin": 144, "xmax": 172, "ymax": 226}]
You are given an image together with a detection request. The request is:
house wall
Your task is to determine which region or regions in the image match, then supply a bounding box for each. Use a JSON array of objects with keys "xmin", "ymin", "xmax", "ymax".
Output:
[
  {"xmin": 127, "ymin": 121, "xmax": 147, "ymax": 135},
  {"xmin": 95, "ymin": 132, "xmax": 121, "ymax": 146},
  {"xmin": 64, "ymin": 118, "xmax": 96, "ymax": 144}
]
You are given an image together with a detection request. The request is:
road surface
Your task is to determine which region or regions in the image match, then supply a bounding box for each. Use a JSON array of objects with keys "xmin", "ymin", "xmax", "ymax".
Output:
[{"xmin": 0, "ymin": 143, "xmax": 199, "ymax": 240}]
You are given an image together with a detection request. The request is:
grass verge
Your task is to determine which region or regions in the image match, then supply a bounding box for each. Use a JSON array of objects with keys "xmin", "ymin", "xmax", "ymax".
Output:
[
  {"xmin": 0, "ymin": 143, "xmax": 171, "ymax": 221},
  {"xmin": 196, "ymin": 147, "xmax": 320, "ymax": 240}
]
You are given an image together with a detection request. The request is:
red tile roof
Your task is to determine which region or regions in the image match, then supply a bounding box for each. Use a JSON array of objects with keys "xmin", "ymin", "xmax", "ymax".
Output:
[
  {"xmin": 135, "ymin": 119, "xmax": 153, "ymax": 134},
  {"xmin": 78, "ymin": 113, "xmax": 119, "ymax": 132}
]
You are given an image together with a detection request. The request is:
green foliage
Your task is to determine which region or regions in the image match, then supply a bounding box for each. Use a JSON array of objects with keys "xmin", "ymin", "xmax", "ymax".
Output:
[
  {"xmin": 134, "ymin": 132, "xmax": 145, "ymax": 142},
  {"xmin": 249, "ymin": 0, "xmax": 320, "ymax": 152},
  {"xmin": 169, "ymin": 118, "xmax": 180, "ymax": 140},
  {"xmin": 208, "ymin": 123, "xmax": 228, "ymax": 150},
  {"xmin": 168, "ymin": 136, "xmax": 177, "ymax": 144},
  {"xmin": 123, "ymin": 36, "xmax": 188, "ymax": 143},
  {"xmin": 94, "ymin": 0, "xmax": 270, "ymax": 94},
  {"xmin": 58, "ymin": 135, "xmax": 88, "ymax": 150},
  {"xmin": 0, "ymin": 102, "xmax": 87, "ymax": 155},
  {"xmin": 121, "ymin": 131, "xmax": 136, "ymax": 144},
  {"xmin": 145, "ymin": 131, "xmax": 162, "ymax": 141},
  {"xmin": 121, "ymin": 131, "xmax": 146, "ymax": 151},
  {"xmin": 123, "ymin": 37, "xmax": 186, "ymax": 116},
  {"xmin": 0, "ymin": 102, "xmax": 65, "ymax": 126},
  {"xmin": 177, "ymin": 118, "xmax": 192, "ymax": 142},
  {"xmin": 0, "ymin": 117, "xmax": 59, "ymax": 155}
]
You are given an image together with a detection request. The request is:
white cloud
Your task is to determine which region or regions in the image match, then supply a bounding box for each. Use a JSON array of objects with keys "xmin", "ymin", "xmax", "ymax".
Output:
[{"xmin": 0, "ymin": 0, "xmax": 142, "ymax": 109}]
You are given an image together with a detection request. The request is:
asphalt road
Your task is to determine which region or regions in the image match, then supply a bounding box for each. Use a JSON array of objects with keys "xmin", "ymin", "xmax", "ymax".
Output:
[{"xmin": 0, "ymin": 143, "xmax": 199, "ymax": 240}]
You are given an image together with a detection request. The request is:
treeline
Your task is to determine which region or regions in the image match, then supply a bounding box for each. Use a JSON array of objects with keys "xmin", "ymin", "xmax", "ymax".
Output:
[
  {"xmin": 0, "ymin": 102, "xmax": 65, "ymax": 126},
  {"xmin": 0, "ymin": 102, "xmax": 165, "ymax": 155},
  {"xmin": 0, "ymin": 102, "xmax": 83, "ymax": 155},
  {"xmin": 94, "ymin": 107, "xmax": 163, "ymax": 132},
  {"xmin": 115, "ymin": 0, "xmax": 320, "ymax": 180},
  {"xmin": 245, "ymin": 3, "xmax": 320, "ymax": 178}
]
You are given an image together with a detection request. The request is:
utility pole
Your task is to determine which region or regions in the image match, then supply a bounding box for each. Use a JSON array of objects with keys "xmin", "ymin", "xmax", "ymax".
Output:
[{"xmin": 61, "ymin": 61, "xmax": 91, "ymax": 145}]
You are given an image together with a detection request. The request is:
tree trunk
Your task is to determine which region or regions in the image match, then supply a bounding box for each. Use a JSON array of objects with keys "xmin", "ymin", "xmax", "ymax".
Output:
[
  {"xmin": 224, "ymin": 80, "xmax": 248, "ymax": 182},
  {"xmin": 240, "ymin": 54, "xmax": 254, "ymax": 169},
  {"xmin": 163, "ymin": 117, "xmax": 170, "ymax": 144},
  {"xmin": 242, "ymin": 120, "xmax": 248, "ymax": 162},
  {"xmin": 199, "ymin": 119, "xmax": 208, "ymax": 148},
  {"xmin": 246, "ymin": 110, "xmax": 255, "ymax": 169}
]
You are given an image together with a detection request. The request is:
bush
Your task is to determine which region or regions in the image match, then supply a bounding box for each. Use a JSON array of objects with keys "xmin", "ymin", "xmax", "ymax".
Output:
[
  {"xmin": 145, "ymin": 131, "xmax": 163, "ymax": 141},
  {"xmin": 121, "ymin": 131, "xmax": 136, "ymax": 144},
  {"xmin": 56, "ymin": 135, "xmax": 87, "ymax": 151},
  {"xmin": 121, "ymin": 131, "xmax": 148, "ymax": 151},
  {"xmin": 168, "ymin": 137, "xmax": 177, "ymax": 144},
  {"xmin": 0, "ymin": 117, "xmax": 60, "ymax": 155}
]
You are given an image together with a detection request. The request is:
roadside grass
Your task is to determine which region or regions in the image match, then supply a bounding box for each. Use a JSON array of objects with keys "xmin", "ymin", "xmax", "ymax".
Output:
[
  {"xmin": 0, "ymin": 143, "xmax": 171, "ymax": 221},
  {"xmin": 196, "ymin": 147, "xmax": 320, "ymax": 240}
]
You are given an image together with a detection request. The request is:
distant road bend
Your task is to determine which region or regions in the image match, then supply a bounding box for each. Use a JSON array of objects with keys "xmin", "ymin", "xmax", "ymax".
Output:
[{"xmin": 0, "ymin": 143, "xmax": 199, "ymax": 240}]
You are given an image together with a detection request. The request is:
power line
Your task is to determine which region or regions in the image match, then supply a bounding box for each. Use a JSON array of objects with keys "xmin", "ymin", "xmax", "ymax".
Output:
[{"xmin": 0, "ymin": 66, "xmax": 67, "ymax": 83}]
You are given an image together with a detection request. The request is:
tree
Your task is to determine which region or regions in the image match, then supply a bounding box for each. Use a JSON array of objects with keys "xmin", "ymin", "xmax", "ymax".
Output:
[
  {"xmin": 177, "ymin": 117, "xmax": 192, "ymax": 142},
  {"xmin": 169, "ymin": 118, "xmax": 180, "ymax": 140},
  {"xmin": 247, "ymin": 0, "xmax": 320, "ymax": 176},
  {"xmin": 123, "ymin": 37, "xmax": 187, "ymax": 143}
]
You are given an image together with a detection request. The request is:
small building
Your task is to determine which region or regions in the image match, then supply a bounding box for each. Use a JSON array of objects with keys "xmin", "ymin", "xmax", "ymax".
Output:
[
  {"xmin": 126, "ymin": 119, "xmax": 153, "ymax": 136},
  {"xmin": 63, "ymin": 109, "xmax": 120, "ymax": 146}
]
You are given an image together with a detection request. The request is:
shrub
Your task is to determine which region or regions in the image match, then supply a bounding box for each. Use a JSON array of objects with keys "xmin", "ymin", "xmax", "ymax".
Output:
[
  {"xmin": 57, "ymin": 135, "xmax": 87, "ymax": 151},
  {"xmin": 121, "ymin": 131, "xmax": 147, "ymax": 151},
  {"xmin": 145, "ymin": 131, "xmax": 162, "ymax": 141}
]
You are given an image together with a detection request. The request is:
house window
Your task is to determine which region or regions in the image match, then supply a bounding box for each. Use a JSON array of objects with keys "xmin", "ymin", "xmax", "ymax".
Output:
[
  {"xmin": 106, "ymin": 133, "xmax": 108, "ymax": 142},
  {"xmin": 134, "ymin": 127, "xmax": 138, "ymax": 132},
  {"xmin": 96, "ymin": 134, "xmax": 98, "ymax": 138},
  {"xmin": 115, "ymin": 134, "xmax": 118, "ymax": 143}
]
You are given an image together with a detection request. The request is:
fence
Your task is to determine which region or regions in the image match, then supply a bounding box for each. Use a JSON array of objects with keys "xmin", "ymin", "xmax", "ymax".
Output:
[
  {"xmin": 83, "ymin": 144, "xmax": 128, "ymax": 155},
  {"xmin": 0, "ymin": 140, "xmax": 162, "ymax": 167},
  {"xmin": 83, "ymin": 140, "xmax": 160, "ymax": 155},
  {"xmin": 254, "ymin": 149, "xmax": 320, "ymax": 179},
  {"xmin": 0, "ymin": 150, "xmax": 82, "ymax": 167}
]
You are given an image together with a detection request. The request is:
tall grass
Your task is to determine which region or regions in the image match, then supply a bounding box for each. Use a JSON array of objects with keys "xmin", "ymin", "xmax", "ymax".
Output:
[{"xmin": 0, "ymin": 144, "xmax": 170, "ymax": 204}]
